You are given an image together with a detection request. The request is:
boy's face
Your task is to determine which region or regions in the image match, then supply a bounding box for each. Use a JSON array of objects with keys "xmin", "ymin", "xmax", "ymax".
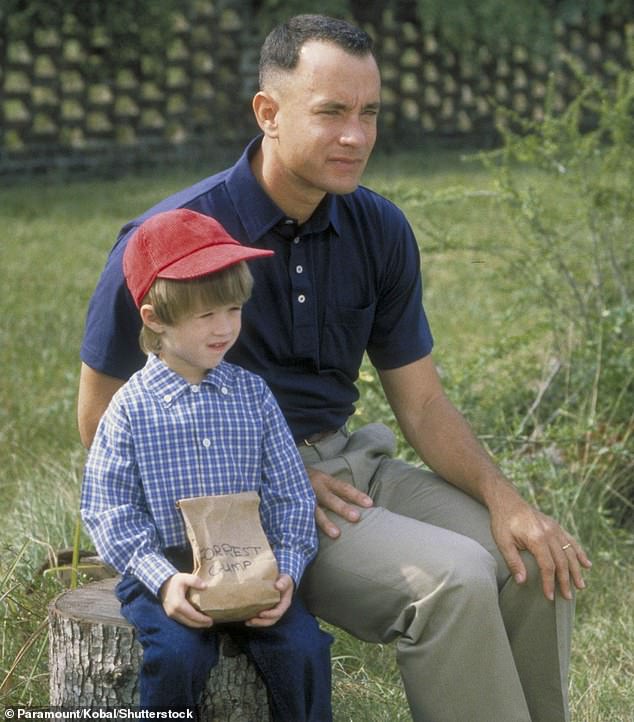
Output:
[{"xmin": 145, "ymin": 303, "xmax": 243, "ymax": 384}]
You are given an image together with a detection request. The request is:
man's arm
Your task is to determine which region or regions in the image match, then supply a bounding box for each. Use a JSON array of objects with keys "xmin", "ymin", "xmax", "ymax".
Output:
[
  {"xmin": 378, "ymin": 354, "xmax": 591, "ymax": 600},
  {"xmin": 77, "ymin": 362, "xmax": 125, "ymax": 448}
]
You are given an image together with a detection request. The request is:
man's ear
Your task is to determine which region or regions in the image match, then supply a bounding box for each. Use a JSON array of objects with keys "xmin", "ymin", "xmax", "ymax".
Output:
[
  {"xmin": 140, "ymin": 304, "xmax": 165, "ymax": 334},
  {"xmin": 252, "ymin": 91, "xmax": 280, "ymax": 138}
]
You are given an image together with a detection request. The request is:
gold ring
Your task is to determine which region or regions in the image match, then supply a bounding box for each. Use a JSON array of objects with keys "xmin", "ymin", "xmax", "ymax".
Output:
[{"xmin": 561, "ymin": 543, "xmax": 572, "ymax": 551}]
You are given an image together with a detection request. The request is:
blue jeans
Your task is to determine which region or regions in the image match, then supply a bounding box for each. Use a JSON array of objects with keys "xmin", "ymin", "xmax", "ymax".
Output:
[{"xmin": 116, "ymin": 575, "xmax": 333, "ymax": 721}]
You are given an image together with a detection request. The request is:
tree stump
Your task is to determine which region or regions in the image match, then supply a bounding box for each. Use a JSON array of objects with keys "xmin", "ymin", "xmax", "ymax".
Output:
[{"xmin": 48, "ymin": 577, "xmax": 271, "ymax": 720}]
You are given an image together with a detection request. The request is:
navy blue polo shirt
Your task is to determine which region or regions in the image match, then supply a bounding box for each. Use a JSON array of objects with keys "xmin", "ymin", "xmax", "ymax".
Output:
[{"xmin": 81, "ymin": 136, "xmax": 433, "ymax": 440}]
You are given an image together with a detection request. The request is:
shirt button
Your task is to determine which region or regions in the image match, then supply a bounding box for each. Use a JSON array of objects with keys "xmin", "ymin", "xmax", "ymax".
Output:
[
  {"xmin": 295, "ymin": 265, "xmax": 303, "ymax": 274},
  {"xmin": 191, "ymin": 385, "xmax": 200, "ymax": 393},
  {"xmin": 163, "ymin": 394, "xmax": 172, "ymax": 403},
  {"xmin": 293, "ymin": 237, "xmax": 300, "ymax": 245},
  {"xmin": 297, "ymin": 294, "xmax": 306, "ymax": 304},
  {"xmin": 220, "ymin": 386, "xmax": 229, "ymax": 395},
  {"xmin": 202, "ymin": 438, "xmax": 212, "ymax": 448}
]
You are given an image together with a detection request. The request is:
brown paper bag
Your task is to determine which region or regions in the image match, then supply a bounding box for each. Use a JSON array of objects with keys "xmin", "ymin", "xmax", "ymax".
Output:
[{"xmin": 176, "ymin": 491, "xmax": 280, "ymax": 622}]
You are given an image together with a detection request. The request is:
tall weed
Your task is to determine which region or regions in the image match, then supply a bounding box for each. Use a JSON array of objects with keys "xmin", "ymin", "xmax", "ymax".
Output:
[
  {"xmin": 475, "ymin": 53, "xmax": 634, "ymax": 528},
  {"xmin": 482, "ymin": 52, "xmax": 633, "ymax": 335}
]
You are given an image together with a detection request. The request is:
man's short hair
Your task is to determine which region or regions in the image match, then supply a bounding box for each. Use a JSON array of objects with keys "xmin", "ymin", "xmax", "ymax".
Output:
[
  {"xmin": 139, "ymin": 262, "xmax": 253, "ymax": 354},
  {"xmin": 259, "ymin": 14, "xmax": 374, "ymax": 89}
]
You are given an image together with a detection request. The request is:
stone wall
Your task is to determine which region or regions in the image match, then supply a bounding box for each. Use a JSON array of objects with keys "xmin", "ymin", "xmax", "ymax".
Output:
[{"xmin": 1, "ymin": 1, "xmax": 631, "ymax": 175}]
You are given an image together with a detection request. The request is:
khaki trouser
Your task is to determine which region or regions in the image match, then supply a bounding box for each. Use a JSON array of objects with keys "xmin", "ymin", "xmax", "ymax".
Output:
[{"xmin": 298, "ymin": 424, "xmax": 573, "ymax": 722}]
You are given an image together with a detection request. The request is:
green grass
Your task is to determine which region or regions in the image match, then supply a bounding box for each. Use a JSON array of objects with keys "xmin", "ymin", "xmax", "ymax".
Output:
[{"xmin": 1, "ymin": 148, "xmax": 633, "ymax": 719}]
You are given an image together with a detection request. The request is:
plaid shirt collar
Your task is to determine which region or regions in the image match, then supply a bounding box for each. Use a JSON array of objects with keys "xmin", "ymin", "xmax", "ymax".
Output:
[
  {"xmin": 140, "ymin": 353, "xmax": 236, "ymax": 407},
  {"xmin": 226, "ymin": 135, "xmax": 341, "ymax": 244}
]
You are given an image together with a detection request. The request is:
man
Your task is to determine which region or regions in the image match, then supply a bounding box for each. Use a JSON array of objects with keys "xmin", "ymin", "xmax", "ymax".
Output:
[{"xmin": 78, "ymin": 14, "xmax": 591, "ymax": 721}]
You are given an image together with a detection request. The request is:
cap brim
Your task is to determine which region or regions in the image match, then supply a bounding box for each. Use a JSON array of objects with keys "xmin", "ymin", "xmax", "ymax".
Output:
[{"xmin": 158, "ymin": 243, "xmax": 274, "ymax": 281}]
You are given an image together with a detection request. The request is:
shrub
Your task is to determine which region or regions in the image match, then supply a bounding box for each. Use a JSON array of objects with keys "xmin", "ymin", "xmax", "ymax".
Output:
[{"xmin": 474, "ymin": 47, "xmax": 634, "ymax": 527}]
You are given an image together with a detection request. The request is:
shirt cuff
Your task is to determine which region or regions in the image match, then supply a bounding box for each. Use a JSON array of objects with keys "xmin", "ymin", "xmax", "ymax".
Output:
[
  {"xmin": 275, "ymin": 549, "xmax": 310, "ymax": 589},
  {"xmin": 131, "ymin": 552, "xmax": 179, "ymax": 597}
]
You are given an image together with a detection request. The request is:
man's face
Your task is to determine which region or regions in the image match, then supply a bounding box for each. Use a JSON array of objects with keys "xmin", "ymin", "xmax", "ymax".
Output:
[{"xmin": 267, "ymin": 40, "xmax": 381, "ymax": 201}]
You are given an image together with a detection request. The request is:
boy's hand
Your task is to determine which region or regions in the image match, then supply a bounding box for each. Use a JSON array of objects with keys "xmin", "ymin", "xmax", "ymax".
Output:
[
  {"xmin": 244, "ymin": 574, "xmax": 294, "ymax": 628},
  {"xmin": 160, "ymin": 573, "xmax": 214, "ymax": 628}
]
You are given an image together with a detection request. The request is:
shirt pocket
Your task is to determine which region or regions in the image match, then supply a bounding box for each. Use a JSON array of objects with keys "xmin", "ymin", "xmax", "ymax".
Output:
[{"xmin": 321, "ymin": 301, "xmax": 376, "ymax": 376}]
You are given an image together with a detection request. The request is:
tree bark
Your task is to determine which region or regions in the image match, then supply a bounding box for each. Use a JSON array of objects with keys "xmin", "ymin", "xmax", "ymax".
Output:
[{"xmin": 48, "ymin": 578, "xmax": 270, "ymax": 720}]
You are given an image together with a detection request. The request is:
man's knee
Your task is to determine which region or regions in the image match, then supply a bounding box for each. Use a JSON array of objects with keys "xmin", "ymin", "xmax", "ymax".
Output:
[
  {"xmin": 436, "ymin": 539, "xmax": 499, "ymax": 604},
  {"xmin": 404, "ymin": 536, "xmax": 498, "ymax": 602}
]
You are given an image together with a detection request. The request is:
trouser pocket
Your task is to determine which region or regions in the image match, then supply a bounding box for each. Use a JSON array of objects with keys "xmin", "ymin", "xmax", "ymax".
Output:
[{"xmin": 302, "ymin": 423, "xmax": 396, "ymax": 495}]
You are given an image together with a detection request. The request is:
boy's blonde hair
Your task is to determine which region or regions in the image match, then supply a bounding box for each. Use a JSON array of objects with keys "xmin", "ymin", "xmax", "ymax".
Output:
[{"xmin": 139, "ymin": 261, "xmax": 253, "ymax": 354}]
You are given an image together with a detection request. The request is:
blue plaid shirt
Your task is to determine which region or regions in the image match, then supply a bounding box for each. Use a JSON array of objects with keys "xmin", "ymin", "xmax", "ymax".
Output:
[{"xmin": 81, "ymin": 353, "xmax": 317, "ymax": 596}]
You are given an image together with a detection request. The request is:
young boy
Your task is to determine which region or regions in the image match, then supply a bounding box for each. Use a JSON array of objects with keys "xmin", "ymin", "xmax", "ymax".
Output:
[{"xmin": 81, "ymin": 208, "xmax": 332, "ymax": 720}]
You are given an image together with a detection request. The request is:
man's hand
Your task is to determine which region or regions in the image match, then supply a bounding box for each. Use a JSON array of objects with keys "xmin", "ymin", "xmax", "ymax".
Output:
[
  {"xmin": 378, "ymin": 357, "xmax": 592, "ymax": 602},
  {"xmin": 160, "ymin": 573, "xmax": 214, "ymax": 628},
  {"xmin": 306, "ymin": 466, "xmax": 373, "ymax": 538},
  {"xmin": 245, "ymin": 574, "xmax": 295, "ymax": 628},
  {"xmin": 488, "ymin": 484, "xmax": 592, "ymax": 601}
]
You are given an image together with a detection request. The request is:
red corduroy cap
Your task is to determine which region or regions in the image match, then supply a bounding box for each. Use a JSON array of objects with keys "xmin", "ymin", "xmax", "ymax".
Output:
[{"xmin": 123, "ymin": 209, "xmax": 274, "ymax": 307}]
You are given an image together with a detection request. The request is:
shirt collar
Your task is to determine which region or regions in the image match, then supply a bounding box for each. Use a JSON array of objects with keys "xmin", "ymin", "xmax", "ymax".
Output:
[
  {"xmin": 226, "ymin": 136, "xmax": 341, "ymax": 242},
  {"xmin": 141, "ymin": 354, "xmax": 236, "ymax": 405}
]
